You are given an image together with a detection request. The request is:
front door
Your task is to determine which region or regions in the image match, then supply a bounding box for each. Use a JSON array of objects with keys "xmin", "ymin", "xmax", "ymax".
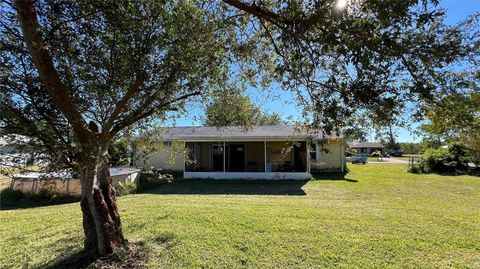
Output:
[{"xmin": 229, "ymin": 144, "xmax": 245, "ymax": 172}]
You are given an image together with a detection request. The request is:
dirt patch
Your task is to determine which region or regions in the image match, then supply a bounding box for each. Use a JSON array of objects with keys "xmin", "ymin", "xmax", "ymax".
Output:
[{"xmin": 47, "ymin": 242, "xmax": 148, "ymax": 269}]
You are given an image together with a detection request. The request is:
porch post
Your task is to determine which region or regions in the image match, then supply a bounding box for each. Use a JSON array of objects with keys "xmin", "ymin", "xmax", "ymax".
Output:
[
  {"xmin": 264, "ymin": 140, "xmax": 267, "ymax": 173},
  {"xmin": 223, "ymin": 141, "xmax": 226, "ymax": 173},
  {"xmin": 183, "ymin": 142, "xmax": 186, "ymax": 173},
  {"xmin": 306, "ymin": 142, "xmax": 310, "ymax": 174}
]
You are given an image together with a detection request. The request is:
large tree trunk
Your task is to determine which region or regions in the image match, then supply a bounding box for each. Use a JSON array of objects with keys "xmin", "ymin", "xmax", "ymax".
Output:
[{"xmin": 78, "ymin": 144, "xmax": 125, "ymax": 256}]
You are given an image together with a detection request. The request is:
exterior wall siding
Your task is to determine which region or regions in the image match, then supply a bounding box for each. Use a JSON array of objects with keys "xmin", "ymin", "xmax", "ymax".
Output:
[
  {"xmin": 135, "ymin": 141, "xmax": 185, "ymax": 171},
  {"xmin": 311, "ymin": 140, "xmax": 344, "ymax": 172}
]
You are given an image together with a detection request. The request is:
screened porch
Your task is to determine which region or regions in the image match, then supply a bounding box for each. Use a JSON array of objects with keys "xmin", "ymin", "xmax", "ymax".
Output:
[{"xmin": 184, "ymin": 141, "xmax": 308, "ymax": 173}]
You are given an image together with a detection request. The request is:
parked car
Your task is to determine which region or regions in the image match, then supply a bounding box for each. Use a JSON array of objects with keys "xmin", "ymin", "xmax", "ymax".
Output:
[
  {"xmin": 387, "ymin": 150, "xmax": 403, "ymax": 157},
  {"xmin": 351, "ymin": 156, "xmax": 368, "ymax": 164}
]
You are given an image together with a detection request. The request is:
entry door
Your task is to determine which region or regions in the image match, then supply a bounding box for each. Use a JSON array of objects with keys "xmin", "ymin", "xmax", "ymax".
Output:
[{"xmin": 229, "ymin": 144, "xmax": 245, "ymax": 172}]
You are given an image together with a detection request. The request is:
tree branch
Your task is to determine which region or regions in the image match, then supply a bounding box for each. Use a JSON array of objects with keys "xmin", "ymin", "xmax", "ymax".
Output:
[
  {"xmin": 110, "ymin": 91, "xmax": 201, "ymax": 135},
  {"xmin": 103, "ymin": 72, "xmax": 148, "ymax": 136},
  {"xmin": 14, "ymin": 0, "xmax": 93, "ymax": 143},
  {"xmin": 222, "ymin": 0, "xmax": 294, "ymax": 28}
]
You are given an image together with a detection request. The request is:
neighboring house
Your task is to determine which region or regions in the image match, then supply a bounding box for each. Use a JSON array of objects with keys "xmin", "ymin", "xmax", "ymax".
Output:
[
  {"xmin": 348, "ymin": 142, "xmax": 384, "ymax": 156},
  {"xmin": 135, "ymin": 126, "xmax": 345, "ymax": 180}
]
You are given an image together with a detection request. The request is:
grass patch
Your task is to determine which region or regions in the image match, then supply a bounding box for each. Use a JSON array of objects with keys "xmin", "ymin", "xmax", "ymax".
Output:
[{"xmin": 0, "ymin": 164, "xmax": 479, "ymax": 268}]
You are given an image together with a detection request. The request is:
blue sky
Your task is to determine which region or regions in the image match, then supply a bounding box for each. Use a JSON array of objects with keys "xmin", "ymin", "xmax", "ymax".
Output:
[{"xmin": 171, "ymin": 0, "xmax": 479, "ymax": 143}]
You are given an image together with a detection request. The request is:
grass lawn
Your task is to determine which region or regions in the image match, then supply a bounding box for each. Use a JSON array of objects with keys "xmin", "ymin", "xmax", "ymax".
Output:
[{"xmin": 1, "ymin": 164, "xmax": 479, "ymax": 268}]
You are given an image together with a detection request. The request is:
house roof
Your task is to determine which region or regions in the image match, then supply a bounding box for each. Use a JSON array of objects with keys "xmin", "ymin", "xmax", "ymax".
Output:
[
  {"xmin": 348, "ymin": 142, "xmax": 384, "ymax": 148},
  {"xmin": 153, "ymin": 125, "xmax": 337, "ymax": 141}
]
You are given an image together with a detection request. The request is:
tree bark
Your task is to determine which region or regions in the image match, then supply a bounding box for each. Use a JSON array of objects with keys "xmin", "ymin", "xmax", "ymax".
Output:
[{"xmin": 78, "ymin": 144, "xmax": 125, "ymax": 256}]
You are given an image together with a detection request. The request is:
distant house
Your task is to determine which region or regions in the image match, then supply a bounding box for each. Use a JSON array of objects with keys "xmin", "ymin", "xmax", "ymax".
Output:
[
  {"xmin": 135, "ymin": 126, "xmax": 345, "ymax": 180},
  {"xmin": 348, "ymin": 142, "xmax": 384, "ymax": 156}
]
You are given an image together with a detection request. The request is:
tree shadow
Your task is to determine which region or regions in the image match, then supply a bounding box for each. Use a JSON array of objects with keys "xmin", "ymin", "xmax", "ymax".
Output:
[
  {"xmin": 41, "ymin": 242, "xmax": 149, "ymax": 269},
  {"xmin": 0, "ymin": 194, "xmax": 79, "ymax": 211},
  {"xmin": 141, "ymin": 179, "xmax": 308, "ymax": 196},
  {"xmin": 311, "ymin": 172, "xmax": 358, "ymax": 182},
  {"xmin": 41, "ymin": 249, "xmax": 97, "ymax": 269}
]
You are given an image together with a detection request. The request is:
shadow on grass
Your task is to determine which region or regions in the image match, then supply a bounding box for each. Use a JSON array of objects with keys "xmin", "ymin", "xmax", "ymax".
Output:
[
  {"xmin": 42, "ymin": 242, "xmax": 149, "ymax": 269},
  {"xmin": 142, "ymin": 179, "xmax": 308, "ymax": 196},
  {"xmin": 311, "ymin": 172, "xmax": 358, "ymax": 182},
  {"xmin": 42, "ymin": 249, "xmax": 97, "ymax": 269}
]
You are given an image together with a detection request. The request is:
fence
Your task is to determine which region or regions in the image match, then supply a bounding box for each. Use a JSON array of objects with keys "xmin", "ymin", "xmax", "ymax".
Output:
[{"xmin": 10, "ymin": 167, "xmax": 140, "ymax": 197}]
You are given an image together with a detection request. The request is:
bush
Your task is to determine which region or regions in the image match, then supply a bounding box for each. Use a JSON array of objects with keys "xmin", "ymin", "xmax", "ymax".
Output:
[
  {"xmin": 0, "ymin": 187, "xmax": 78, "ymax": 209},
  {"xmin": 137, "ymin": 170, "xmax": 177, "ymax": 192},
  {"xmin": 0, "ymin": 188, "xmax": 25, "ymax": 203},
  {"xmin": 371, "ymin": 150, "xmax": 381, "ymax": 157},
  {"xmin": 418, "ymin": 142, "xmax": 471, "ymax": 173},
  {"xmin": 116, "ymin": 181, "xmax": 137, "ymax": 196}
]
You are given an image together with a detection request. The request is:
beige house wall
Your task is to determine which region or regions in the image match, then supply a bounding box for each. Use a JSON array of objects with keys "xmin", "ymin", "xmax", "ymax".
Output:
[
  {"xmin": 135, "ymin": 141, "xmax": 185, "ymax": 171},
  {"xmin": 313, "ymin": 140, "xmax": 344, "ymax": 171}
]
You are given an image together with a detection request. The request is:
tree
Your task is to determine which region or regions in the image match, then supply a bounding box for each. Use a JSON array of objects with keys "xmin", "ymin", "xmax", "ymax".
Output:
[
  {"xmin": 1, "ymin": 0, "xmax": 248, "ymax": 256},
  {"xmin": 203, "ymin": 87, "xmax": 281, "ymax": 126},
  {"xmin": 223, "ymin": 0, "xmax": 479, "ymax": 134},
  {"xmin": 420, "ymin": 91, "xmax": 480, "ymax": 164},
  {"xmin": 375, "ymin": 119, "xmax": 400, "ymax": 152},
  {"xmin": 399, "ymin": 143, "xmax": 421, "ymax": 155},
  {"xmin": 1, "ymin": 0, "xmax": 478, "ymax": 258}
]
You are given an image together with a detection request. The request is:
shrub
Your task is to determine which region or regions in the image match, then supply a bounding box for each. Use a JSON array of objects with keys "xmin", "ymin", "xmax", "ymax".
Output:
[
  {"xmin": 137, "ymin": 170, "xmax": 176, "ymax": 192},
  {"xmin": 371, "ymin": 150, "xmax": 381, "ymax": 157},
  {"xmin": 0, "ymin": 187, "xmax": 78, "ymax": 209},
  {"xmin": 0, "ymin": 188, "xmax": 25, "ymax": 203},
  {"xmin": 116, "ymin": 181, "xmax": 137, "ymax": 196},
  {"xmin": 418, "ymin": 142, "xmax": 471, "ymax": 173}
]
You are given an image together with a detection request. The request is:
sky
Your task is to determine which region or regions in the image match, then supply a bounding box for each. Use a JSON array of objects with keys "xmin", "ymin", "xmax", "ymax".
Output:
[{"xmin": 170, "ymin": 0, "xmax": 480, "ymax": 143}]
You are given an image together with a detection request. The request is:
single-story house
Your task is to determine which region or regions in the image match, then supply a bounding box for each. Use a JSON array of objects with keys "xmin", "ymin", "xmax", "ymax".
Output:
[
  {"xmin": 348, "ymin": 142, "xmax": 384, "ymax": 156},
  {"xmin": 135, "ymin": 126, "xmax": 345, "ymax": 180}
]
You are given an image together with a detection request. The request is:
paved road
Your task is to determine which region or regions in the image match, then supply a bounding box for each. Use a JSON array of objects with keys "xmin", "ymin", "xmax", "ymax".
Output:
[
  {"xmin": 369, "ymin": 158, "xmax": 409, "ymax": 164},
  {"xmin": 387, "ymin": 158, "xmax": 409, "ymax": 164}
]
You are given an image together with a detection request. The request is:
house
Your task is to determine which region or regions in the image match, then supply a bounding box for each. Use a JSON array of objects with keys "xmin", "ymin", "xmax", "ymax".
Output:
[
  {"xmin": 348, "ymin": 142, "xmax": 384, "ymax": 156},
  {"xmin": 135, "ymin": 126, "xmax": 345, "ymax": 180}
]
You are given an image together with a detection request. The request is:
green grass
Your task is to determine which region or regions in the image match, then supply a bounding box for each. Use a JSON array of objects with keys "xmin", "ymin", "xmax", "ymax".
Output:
[{"xmin": 1, "ymin": 164, "xmax": 479, "ymax": 268}]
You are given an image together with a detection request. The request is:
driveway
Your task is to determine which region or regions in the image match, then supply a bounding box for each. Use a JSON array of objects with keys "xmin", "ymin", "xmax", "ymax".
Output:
[
  {"xmin": 369, "ymin": 158, "xmax": 409, "ymax": 164},
  {"xmin": 387, "ymin": 158, "xmax": 409, "ymax": 164}
]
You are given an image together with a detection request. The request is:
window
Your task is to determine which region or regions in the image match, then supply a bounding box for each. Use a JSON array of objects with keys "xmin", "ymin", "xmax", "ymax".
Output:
[{"xmin": 163, "ymin": 141, "xmax": 171, "ymax": 147}]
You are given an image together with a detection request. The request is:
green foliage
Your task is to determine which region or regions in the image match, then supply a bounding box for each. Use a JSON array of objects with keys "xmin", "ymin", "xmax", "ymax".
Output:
[
  {"xmin": 0, "ymin": 187, "xmax": 78, "ymax": 209},
  {"xmin": 371, "ymin": 150, "xmax": 381, "ymax": 157},
  {"xmin": 137, "ymin": 170, "xmax": 176, "ymax": 192},
  {"xmin": 203, "ymin": 87, "xmax": 282, "ymax": 126},
  {"xmin": 115, "ymin": 181, "xmax": 137, "ymax": 196},
  {"xmin": 420, "ymin": 91, "xmax": 480, "ymax": 164},
  {"xmin": 418, "ymin": 142, "xmax": 471, "ymax": 173},
  {"xmin": 0, "ymin": 188, "xmax": 25, "ymax": 202},
  {"xmin": 109, "ymin": 138, "xmax": 131, "ymax": 166},
  {"xmin": 400, "ymin": 143, "xmax": 421, "ymax": 155}
]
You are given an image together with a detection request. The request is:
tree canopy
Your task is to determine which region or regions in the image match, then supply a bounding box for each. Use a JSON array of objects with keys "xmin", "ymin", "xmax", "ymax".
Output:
[
  {"xmin": 203, "ymin": 87, "xmax": 282, "ymax": 126},
  {"xmin": 420, "ymin": 91, "xmax": 480, "ymax": 164}
]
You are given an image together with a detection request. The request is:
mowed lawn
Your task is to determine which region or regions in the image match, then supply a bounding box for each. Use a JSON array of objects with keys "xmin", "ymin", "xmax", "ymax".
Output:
[{"xmin": 1, "ymin": 164, "xmax": 479, "ymax": 268}]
